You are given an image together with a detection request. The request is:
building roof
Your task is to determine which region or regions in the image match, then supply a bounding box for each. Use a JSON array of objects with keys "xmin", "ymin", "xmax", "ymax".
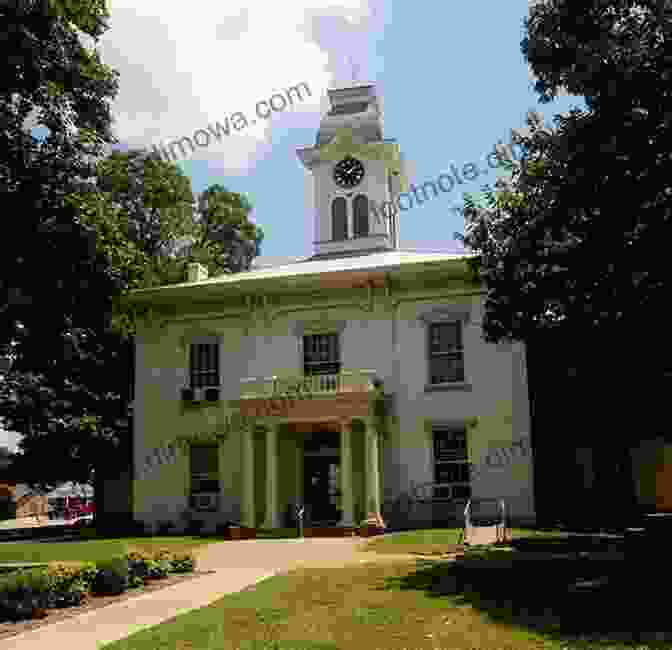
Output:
[{"xmin": 131, "ymin": 248, "xmax": 472, "ymax": 297}]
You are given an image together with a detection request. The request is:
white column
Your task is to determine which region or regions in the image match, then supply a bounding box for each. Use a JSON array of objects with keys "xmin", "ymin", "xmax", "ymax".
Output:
[
  {"xmin": 339, "ymin": 419, "xmax": 354, "ymax": 527},
  {"xmin": 263, "ymin": 423, "xmax": 280, "ymax": 528},
  {"xmin": 241, "ymin": 423, "xmax": 255, "ymax": 528},
  {"xmin": 365, "ymin": 419, "xmax": 382, "ymax": 518}
]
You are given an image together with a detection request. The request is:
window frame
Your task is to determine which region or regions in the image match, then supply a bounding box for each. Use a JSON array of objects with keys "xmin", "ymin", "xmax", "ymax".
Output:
[
  {"xmin": 331, "ymin": 196, "xmax": 348, "ymax": 241},
  {"xmin": 427, "ymin": 320, "xmax": 465, "ymax": 385},
  {"xmin": 189, "ymin": 444, "xmax": 220, "ymax": 495},
  {"xmin": 353, "ymin": 194, "xmax": 369, "ymax": 238},
  {"xmin": 432, "ymin": 425, "xmax": 471, "ymax": 500},
  {"xmin": 188, "ymin": 337, "xmax": 220, "ymax": 389},
  {"xmin": 302, "ymin": 332, "xmax": 341, "ymax": 376}
]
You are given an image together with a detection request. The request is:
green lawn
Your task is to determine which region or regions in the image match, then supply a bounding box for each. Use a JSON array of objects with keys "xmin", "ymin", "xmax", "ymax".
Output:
[
  {"xmin": 360, "ymin": 527, "xmax": 566, "ymax": 555},
  {"xmin": 0, "ymin": 536, "xmax": 219, "ymax": 564},
  {"xmin": 101, "ymin": 551, "xmax": 665, "ymax": 650}
]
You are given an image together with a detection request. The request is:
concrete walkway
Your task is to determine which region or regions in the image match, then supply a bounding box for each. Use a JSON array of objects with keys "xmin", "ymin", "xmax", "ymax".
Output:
[{"xmin": 2, "ymin": 537, "xmax": 418, "ymax": 649}]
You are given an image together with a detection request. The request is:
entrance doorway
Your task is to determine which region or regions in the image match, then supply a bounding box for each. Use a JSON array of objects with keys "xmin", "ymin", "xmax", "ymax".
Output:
[
  {"xmin": 302, "ymin": 428, "xmax": 341, "ymax": 526},
  {"xmin": 303, "ymin": 455, "xmax": 340, "ymax": 525}
]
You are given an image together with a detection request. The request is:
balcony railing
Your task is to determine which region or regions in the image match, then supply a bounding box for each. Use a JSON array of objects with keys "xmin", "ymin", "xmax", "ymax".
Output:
[{"xmin": 240, "ymin": 370, "xmax": 377, "ymax": 399}]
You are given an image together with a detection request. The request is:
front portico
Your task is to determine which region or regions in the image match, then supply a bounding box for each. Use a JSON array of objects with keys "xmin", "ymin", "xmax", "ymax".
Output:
[{"xmin": 237, "ymin": 407, "xmax": 384, "ymax": 531}]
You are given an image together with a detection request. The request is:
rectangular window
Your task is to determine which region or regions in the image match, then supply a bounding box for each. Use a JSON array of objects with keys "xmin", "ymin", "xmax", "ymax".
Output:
[
  {"xmin": 428, "ymin": 321, "xmax": 464, "ymax": 384},
  {"xmin": 433, "ymin": 426, "xmax": 471, "ymax": 500},
  {"xmin": 303, "ymin": 333, "xmax": 340, "ymax": 376},
  {"xmin": 189, "ymin": 342, "xmax": 219, "ymax": 388},
  {"xmin": 190, "ymin": 445, "xmax": 219, "ymax": 494}
]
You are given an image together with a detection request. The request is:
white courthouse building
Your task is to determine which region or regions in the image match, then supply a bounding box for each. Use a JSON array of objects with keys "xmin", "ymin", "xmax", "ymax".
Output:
[{"xmin": 125, "ymin": 81, "xmax": 536, "ymax": 535}]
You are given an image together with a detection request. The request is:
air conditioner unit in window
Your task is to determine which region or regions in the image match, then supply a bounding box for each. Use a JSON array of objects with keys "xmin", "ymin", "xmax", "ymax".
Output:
[{"xmin": 192, "ymin": 493, "xmax": 218, "ymax": 511}]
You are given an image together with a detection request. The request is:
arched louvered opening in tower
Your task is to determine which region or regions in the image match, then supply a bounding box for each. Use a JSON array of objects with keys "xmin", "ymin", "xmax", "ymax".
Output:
[
  {"xmin": 353, "ymin": 194, "xmax": 369, "ymax": 238},
  {"xmin": 331, "ymin": 197, "xmax": 348, "ymax": 241}
]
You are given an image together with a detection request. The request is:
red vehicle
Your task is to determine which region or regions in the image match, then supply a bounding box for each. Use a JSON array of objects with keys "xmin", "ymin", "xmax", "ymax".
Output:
[{"xmin": 51, "ymin": 495, "xmax": 95, "ymax": 522}]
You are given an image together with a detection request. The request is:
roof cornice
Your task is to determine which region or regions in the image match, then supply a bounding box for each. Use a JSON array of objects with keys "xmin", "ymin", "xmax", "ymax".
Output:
[{"xmin": 121, "ymin": 253, "xmax": 477, "ymax": 307}]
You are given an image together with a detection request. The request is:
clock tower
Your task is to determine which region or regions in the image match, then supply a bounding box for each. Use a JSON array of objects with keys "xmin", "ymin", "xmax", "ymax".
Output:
[{"xmin": 297, "ymin": 83, "xmax": 405, "ymax": 259}]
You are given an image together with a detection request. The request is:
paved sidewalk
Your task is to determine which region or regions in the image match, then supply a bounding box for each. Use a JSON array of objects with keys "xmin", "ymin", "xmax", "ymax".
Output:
[{"xmin": 2, "ymin": 537, "xmax": 417, "ymax": 649}]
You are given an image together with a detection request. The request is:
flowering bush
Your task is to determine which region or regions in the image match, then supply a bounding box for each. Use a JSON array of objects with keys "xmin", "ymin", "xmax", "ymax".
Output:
[
  {"xmin": 126, "ymin": 551, "xmax": 153, "ymax": 587},
  {"xmin": 46, "ymin": 562, "xmax": 96, "ymax": 605},
  {"xmin": 145, "ymin": 558, "xmax": 171, "ymax": 579},
  {"xmin": 92, "ymin": 556, "xmax": 129, "ymax": 595},
  {"xmin": 0, "ymin": 549, "xmax": 197, "ymax": 622},
  {"xmin": 169, "ymin": 552, "xmax": 196, "ymax": 573}
]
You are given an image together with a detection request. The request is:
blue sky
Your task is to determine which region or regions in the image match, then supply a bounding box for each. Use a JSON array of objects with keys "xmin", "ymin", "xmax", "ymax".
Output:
[
  {"xmin": 98, "ymin": 0, "xmax": 585, "ymax": 265},
  {"xmin": 2, "ymin": 0, "xmax": 586, "ymax": 451}
]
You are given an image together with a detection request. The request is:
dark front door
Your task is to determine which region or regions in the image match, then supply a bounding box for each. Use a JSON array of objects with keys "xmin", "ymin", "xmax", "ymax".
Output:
[{"xmin": 304, "ymin": 456, "xmax": 340, "ymax": 525}]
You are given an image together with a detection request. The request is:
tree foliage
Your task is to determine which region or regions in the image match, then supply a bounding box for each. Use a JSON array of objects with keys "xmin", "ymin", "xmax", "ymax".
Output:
[
  {"xmin": 0, "ymin": 2, "xmax": 264, "ymax": 492},
  {"xmin": 0, "ymin": 0, "xmax": 120, "ymax": 351},
  {"xmin": 0, "ymin": 0, "xmax": 122, "ymax": 490},
  {"xmin": 456, "ymin": 0, "xmax": 670, "ymax": 379},
  {"xmin": 1, "ymin": 149, "xmax": 264, "ymax": 491}
]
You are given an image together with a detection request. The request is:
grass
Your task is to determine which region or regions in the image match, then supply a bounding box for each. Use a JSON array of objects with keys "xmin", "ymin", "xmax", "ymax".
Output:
[
  {"xmin": 101, "ymin": 543, "xmax": 669, "ymax": 650},
  {"xmin": 361, "ymin": 527, "xmax": 566, "ymax": 555},
  {"xmin": 0, "ymin": 536, "xmax": 219, "ymax": 564}
]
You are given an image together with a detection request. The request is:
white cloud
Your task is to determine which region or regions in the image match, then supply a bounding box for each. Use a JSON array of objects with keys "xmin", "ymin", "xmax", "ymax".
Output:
[{"xmin": 100, "ymin": 0, "xmax": 372, "ymax": 173}]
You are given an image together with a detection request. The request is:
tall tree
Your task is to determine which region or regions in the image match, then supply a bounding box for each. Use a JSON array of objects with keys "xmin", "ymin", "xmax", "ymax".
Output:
[
  {"xmin": 456, "ymin": 0, "xmax": 672, "ymax": 525},
  {"xmin": 461, "ymin": 0, "xmax": 670, "ymax": 357},
  {"xmin": 191, "ymin": 184, "xmax": 264, "ymax": 275},
  {"xmin": 0, "ymin": 0, "xmax": 120, "ymax": 356},
  {"xmin": 0, "ymin": 0, "xmax": 123, "ymax": 499},
  {"xmin": 0, "ymin": 148, "xmax": 264, "ymax": 496}
]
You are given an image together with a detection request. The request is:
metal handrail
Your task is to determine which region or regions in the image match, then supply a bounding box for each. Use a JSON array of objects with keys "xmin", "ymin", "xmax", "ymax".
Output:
[{"xmin": 464, "ymin": 498, "xmax": 507, "ymax": 531}]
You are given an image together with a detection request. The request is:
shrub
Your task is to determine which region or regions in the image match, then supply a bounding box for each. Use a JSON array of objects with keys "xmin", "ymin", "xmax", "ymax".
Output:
[
  {"xmin": 47, "ymin": 562, "xmax": 92, "ymax": 594},
  {"xmin": 153, "ymin": 548, "xmax": 173, "ymax": 561},
  {"xmin": 77, "ymin": 562, "xmax": 98, "ymax": 590},
  {"xmin": 61, "ymin": 579, "xmax": 88, "ymax": 606},
  {"xmin": 170, "ymin": 552, "xmax": 196, "ymax": 573},
  {"xmin": 145, "ymin": 558, "xmax": 171, "ymax": 580},
  {"xmin": 92, "ymin": 557, "xmax": 129, "ymax": 595},
  {"xmin": 125, "ymin": 550, "xmax": 153, "ymax": 587},
  {"xmin": 0, "ymin": 568, "xmax": 56, "ymax": 621}
]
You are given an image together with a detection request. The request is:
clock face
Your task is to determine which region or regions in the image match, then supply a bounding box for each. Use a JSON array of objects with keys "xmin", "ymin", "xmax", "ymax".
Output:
[{"xmin": 333, "ymin": 157, "xmax": 365, "ymax": 188}]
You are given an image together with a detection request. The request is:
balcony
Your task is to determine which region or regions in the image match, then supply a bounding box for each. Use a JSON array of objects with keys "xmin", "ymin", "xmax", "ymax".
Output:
[
  {"xmin": 238, "ymin": 370, "xmax": 380, "ymax": 419},
  {"xmin": 240, "ymin": 369, "xmax": 378, "ymax": 399}
]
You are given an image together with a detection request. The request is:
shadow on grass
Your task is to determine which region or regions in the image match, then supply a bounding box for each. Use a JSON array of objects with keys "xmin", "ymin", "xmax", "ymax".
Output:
[{"xmin": 381, "ymin": 534, "xmax": 672, "ymax": 647}]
